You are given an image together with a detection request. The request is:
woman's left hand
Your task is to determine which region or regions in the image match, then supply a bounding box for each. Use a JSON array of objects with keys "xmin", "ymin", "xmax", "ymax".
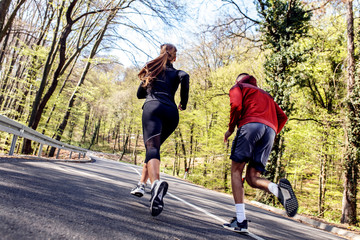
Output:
[{"xmin": 178, "ymin": 104, "xmax": 184, "ymax": 111}]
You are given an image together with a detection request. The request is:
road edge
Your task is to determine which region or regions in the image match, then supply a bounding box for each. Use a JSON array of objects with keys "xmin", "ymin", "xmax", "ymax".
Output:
[
  {"xmin": 250, "ymin": 201, "xmax": 360, "ymax": 240},
  {"xmin": 0, "ymin": 154, "xmax": 93, "ymax": 163}
]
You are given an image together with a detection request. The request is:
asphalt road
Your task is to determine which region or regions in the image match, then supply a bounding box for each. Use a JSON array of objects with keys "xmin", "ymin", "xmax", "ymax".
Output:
[{"xmin": 0, "ymin": 154, "xmax": 348, "ymax": 240}]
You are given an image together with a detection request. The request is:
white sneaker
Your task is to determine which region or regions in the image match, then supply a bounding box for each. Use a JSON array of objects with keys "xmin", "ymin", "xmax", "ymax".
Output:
[
  {"xmin": 130, "ymin": 183, "xmax": 146, "ymax": 197},
  {"xmin": 149, "ymin": 180, "xmax": 168, "ymax": 216}
]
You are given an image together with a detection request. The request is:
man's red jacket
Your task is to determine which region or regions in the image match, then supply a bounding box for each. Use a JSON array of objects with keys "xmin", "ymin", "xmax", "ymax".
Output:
[{"xmin": 228, "ymin": 75, "xmax": 288, "ymax": 134}]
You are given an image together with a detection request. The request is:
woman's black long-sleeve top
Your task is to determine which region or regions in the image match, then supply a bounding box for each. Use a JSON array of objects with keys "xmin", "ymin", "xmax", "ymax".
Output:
[{"xmin": 137, "ymin": 63, "xmax": 189, "ymax": 110}]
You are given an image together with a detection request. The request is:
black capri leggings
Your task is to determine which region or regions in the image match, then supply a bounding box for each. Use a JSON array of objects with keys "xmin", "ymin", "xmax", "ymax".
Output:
[{"xmin": 142, "ymin": 101, "xmax": 179, "ymax": 163}]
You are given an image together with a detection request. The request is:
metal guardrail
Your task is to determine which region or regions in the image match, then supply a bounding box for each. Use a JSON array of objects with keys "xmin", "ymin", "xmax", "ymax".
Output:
[{"xmin": 0, "ymin": 114, "xmax": 87, "ymax": 159}]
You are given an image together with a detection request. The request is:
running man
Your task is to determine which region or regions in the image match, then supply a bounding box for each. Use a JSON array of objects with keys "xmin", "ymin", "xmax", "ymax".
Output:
[
  {"xmin": 131, "ymin": 43, "xmax": 189, "ymax": 216},
  {"xmin": 223, "ymin": 73, "xmax": 298, "ymax": 233}
]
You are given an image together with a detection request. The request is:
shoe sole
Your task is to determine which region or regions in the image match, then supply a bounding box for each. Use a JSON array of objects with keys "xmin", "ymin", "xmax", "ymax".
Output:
[
  {"xmin": 279, "ymin": 179, "xmax": 298, "ymax": 217},
  {"xmin": 131, "ymin": 191, "xmax": 144, "ymax": 197},
  {"xmin": 223, "ymin": 225, "xmax": 248, "ymax": 233},
  {"xmin": 150, "ymin": 181, "xmax": 168, "ymax": 216}
]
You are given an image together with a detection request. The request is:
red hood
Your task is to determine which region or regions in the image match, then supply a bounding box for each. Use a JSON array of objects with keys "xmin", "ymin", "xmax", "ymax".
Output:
[{"xmin": 238, "ymin": 75, "xmax": 257, "ymax": 87}]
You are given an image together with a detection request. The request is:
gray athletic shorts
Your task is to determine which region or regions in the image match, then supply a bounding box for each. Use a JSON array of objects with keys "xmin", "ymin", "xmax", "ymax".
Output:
[{"xmin": 230, "ymin": 122, "xmax": 276, "ymax": 173}]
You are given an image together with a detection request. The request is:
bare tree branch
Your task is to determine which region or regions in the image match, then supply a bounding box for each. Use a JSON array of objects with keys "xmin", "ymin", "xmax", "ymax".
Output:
[
  {"xmin": 222, "ymin": 0, "xmax": 260, "ymax": 24},
  {"xmin": 72, "ymin": 0, "xmax": 136, "ymax": 24},
  {"xmin": 305, "ymin": 0, "xmax": 333, "ymax": 13}
]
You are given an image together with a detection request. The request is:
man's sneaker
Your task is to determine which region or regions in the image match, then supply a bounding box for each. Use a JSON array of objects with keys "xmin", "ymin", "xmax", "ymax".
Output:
[
  {"xmin": 130, "ymin": 183, "xmax": 146, "ymax": 197},
  {"xmin": 149, "ymin": 180, "xmax": 168, "ymax": 216},
  {"xmin": 278, "ymin": 178, "xmax": 298, "ymax": 217},
  {"xmin": 223, "ymin": 217, "xmax": 249, "ymax": 233}
]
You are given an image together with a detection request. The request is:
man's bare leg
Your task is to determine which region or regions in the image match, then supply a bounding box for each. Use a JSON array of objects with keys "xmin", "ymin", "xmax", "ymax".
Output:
[
  {"xmin": 245, "ymin": 166, "xmax": 280, "ymax": 197},
  {"xmin": 231, "ymin": 161, "xmax": 247, "ymax": 203},
  {"xmin": 245, "ymin": 166, "xmax": 271, "ymax": 192},
  {"xmin": 231, "ymin": 161, "xmax": 247, "ymax": 225}
]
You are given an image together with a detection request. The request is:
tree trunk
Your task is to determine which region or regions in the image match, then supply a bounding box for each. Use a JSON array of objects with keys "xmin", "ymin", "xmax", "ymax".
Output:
[
  {"xmin": 0, "ymin": 20, "xmax": 11, "ymax": 67},
  {"xmin": 113, "ymin": 123, "xmax": 119, "ymax": 153},
  {"xmin": 341, "ymin": 0, "xmax": 359, "ymax": 225},
  {"xmin": 127, "ymin": 127, "xmax": 132, "ymax": 154},
  {"xmin": 68, "ymin": 120, "xmax": 75, "ymax": 143},
  {"xmin": 49, "ymin": 10, "xmax": 114, "ymax": 154},
  {"xmin": 203, "ymin": 157, "xmax": 208, "ymax": 177},
  {"xmin": 0, "ymin": 36, "xmax": 19, "ymax": 107},
  {"xmin": 188, "ymin": 122, "xmax": 194, "ymax": 170},
  {"xmin": 178, "ymin": 129, "xmax": 187, "ymax": 170},
  {"xmin": 81, "ymin": 107, "xmax": 90, "ymax": 143},
  {"xmin": 274, "ymin": 135, "xmax": 285, "ymax": 183},
  {"xmin": 132, "ymin": 130, "xmax": 140, "ymax": 165},
  {"xmin": 118, "ymin": 124, "xmax": 122, "ymax": 151},
  {"xmin": 29, "ymin": 0, "xmax": 76, "ymax": 131},
  {"xmin": 0, "ymin": 0, "xmax": 12, "ymax": 37},
  {"xmin": 174, "ymin": 131, "xmax": 179, "ymax": 176},
  {"xmin": 23, "ymin": 0, "xmax": 66, "ymax": 154},
  {"xmin": 88, "ymin": 117, "xmax": 101, "ymax": 150},
  {"xmin": 223, "ymin": 140, "xmax": 230, "ymax": 192},
  {"xmin": 3, "ymin": 44, "xmax": 28, "ymax": 113},
  {"xmin": 122, "ymin": 121, "xmax": 126, "ymax": 150},
  {"xmin": 102, "ymin": 119, "xmax": 106, "ymax": 145},
  {"xmin": 0, "ymin": 0, "xmax": 26, "ymax": 43},
  {"xmin": 193, "ymin": 139, "xmax": 197, "ymax": 170},
  {"xmin": 15, "ymin": 4, "xmax": 53, "ymax": 121},
  {"xmin": 119, "ymin": 135, "xmax": 129, "ymax": 162},
  {"xmin": 42, "ymin": 53, "xmax": 80, "ymax": 135},
  {"xmin": 318, "ymin": 153, "xmax": 328, "ymax": 217}
]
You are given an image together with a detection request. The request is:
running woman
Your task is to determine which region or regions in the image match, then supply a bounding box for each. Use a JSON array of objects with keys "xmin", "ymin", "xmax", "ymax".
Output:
[
  {"xmin": 130, "ymin": 43, "xmax": 189, "ymax": 217},
  {"xmin": 223, "ymin": 73, "xmax": 298, "ymax": 233}
]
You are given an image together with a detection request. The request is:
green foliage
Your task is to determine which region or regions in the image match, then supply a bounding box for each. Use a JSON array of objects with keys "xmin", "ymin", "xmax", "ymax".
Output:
[
  {"xmin": 295, "ymin": 14, "xmax": 346, "ymax": 114},
  {"xmin": 278, "ymin": 9, "xmax": 349, "ymax": 222},
  {"xmin": 258, "ymin": 0, "xmax": 311, "ymax": 107},
  {"xmin": 257, "ymin": 0, "xmax": 311, "ymax": 51}
]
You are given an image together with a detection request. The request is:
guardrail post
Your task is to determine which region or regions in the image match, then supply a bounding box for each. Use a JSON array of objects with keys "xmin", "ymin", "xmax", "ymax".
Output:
[
  {"xmin": 9, "ymin": 135, "xmax": 18, "ymax": 156},
  {"xmin": 38, "ymin": 143, "xmax": 43, "ymax": 157},
  {"xmin": 56, "ymin": 148, "xmax": 60, "ymax": 159},
  {"xmin": 69, "ymin": 151, "xmax": 72, "ymax": 159},
  {"xmin": 83, "ymin": 152, "xmax": 86, "ymax": 158},
  {"xmin": 78, "ymin": 152, "xmax": 81, "ymax": 159}
]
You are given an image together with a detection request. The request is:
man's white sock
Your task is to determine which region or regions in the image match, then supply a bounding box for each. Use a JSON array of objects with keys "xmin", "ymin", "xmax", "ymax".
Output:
[
  {"xmin": 235, "ymin": 203, "xmax": 246, "ymax": 223},
  {"xmin": 268, "ymin": 182, "xmax": 279, "ymax": 197}
]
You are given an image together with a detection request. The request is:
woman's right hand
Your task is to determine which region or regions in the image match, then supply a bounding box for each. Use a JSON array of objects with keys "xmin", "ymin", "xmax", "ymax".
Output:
[{"xmin": 178, "ymin": 103, "xmax": 184, "ymax": 111}]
